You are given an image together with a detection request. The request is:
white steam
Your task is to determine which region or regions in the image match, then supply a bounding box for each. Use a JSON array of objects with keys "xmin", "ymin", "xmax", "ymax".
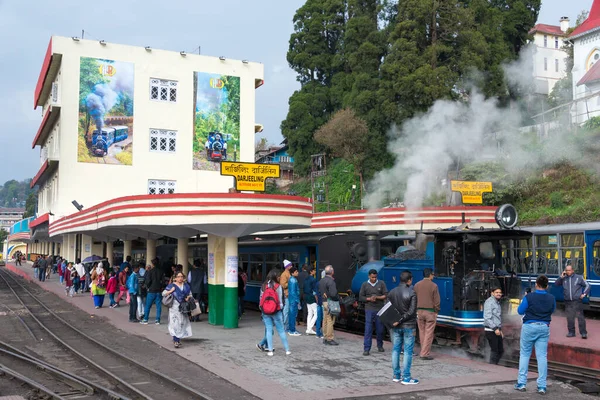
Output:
[{"xmin": 365, "ymin": 44, "xmax": 575, "ymax": 210}]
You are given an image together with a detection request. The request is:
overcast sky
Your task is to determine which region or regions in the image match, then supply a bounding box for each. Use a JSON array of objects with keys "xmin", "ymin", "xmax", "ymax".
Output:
[{"xmin": 0, "ymin": 0, "xmax": 593, "ymax": 184}]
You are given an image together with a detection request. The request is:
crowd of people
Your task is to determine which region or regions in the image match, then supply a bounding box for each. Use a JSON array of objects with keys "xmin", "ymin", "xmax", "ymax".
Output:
[{"xmin": 22, "ymin": 253, "xmax": 592, "ymax": 392}]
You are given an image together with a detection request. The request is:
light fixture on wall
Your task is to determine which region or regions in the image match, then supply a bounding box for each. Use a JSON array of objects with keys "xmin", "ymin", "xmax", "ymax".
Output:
[
  {"xmin": 180, "ymin": 51, "xmax": 187, "ymax": 57},
  {"xmin": 99, "ymin": 40, "xmax": 106, "ymax": 46},
  {"xmin": 72, "ymin": 37, "xmax": 80, "ymax": 41},
  {"xmin": 49, "ymin": 211, "xmax": 55, "ymax": 216},
  {"xmin": 145, "ymin": 46, "xmax": 152, "ymax": 52},
  {"xmin": 219, "ymin": 56, "xmax": 226, "ymax": 61},
  {"xmin": 71, "ymin": 200, "xmax": 84, "ymax": 211}
]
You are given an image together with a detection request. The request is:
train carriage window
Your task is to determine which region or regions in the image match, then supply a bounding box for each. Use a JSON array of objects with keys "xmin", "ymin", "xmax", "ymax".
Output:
[
  {"xmin": 479, "ymin": 242, "xmax": 495, "ymax": 259},
  {"xmin": 265, "ymin": 253, "xmax": 280, "ymax": 275},
  {"xmin": 281, "ymin": 252, "xmax": 300, "ymax": 267},
  {"xmin": 248, "ymin": 254, "xmax": 264, "ymax": 282},
  {"xmin": 560, "ymin": 234, "xmax": 584, "ymax": 274},
  {"xmin": 594, "ymin": 241, "xmax": 600, "ymax": 277},
  {"xmin": 537, "ymin": 235, "xmax": 558, "ymax": 247}
]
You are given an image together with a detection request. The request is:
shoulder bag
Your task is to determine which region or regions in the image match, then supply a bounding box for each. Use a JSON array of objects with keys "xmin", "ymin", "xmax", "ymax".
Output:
[
  {"xmin": 327, "ymin": 299, "xmax": 341, "ymax": 317},
  {"xmin": 162, "ymin": 293, "xmax": 174, "ymax": 307}
]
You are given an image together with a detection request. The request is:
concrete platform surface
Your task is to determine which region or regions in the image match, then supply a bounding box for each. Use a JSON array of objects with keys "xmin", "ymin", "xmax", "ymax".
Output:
[{"xmin": 4, "ymin": 262, "xmax": 543, "ymax": 400}]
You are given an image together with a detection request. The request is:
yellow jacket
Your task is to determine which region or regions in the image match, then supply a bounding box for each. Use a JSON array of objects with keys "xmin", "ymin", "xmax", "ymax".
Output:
[{"xmin": 280, "ymin": 269, "xmax": 291, "ymax": 298}]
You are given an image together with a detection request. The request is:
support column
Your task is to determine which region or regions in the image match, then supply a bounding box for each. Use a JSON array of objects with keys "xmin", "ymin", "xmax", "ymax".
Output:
[
  {"xmin": 223, "ymin": 236, "xmax": 239, "ymax": 329},
  {"xmin": 106, "ymin": 241, "xmax": 114, "ymax": 267},
  {"xmin": 123, "ymin": 240, "xmax": 132, "ymax": 263},
  {"xmin": 146, "ymin": 239, "xmax": 156, "ymax": 267},
  {"xmin": 177, "ymin": 238, "xmax": 188, "ymax": 276},
  {"xmin": 207, "ymin": 234, "xmax": 225, "ymax": 326}
]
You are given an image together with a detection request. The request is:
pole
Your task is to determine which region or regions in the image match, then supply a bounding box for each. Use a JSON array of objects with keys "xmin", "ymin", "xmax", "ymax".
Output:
[{"xmin": 82, "ymin": 30, "xmax": 84, "ymax": 39}]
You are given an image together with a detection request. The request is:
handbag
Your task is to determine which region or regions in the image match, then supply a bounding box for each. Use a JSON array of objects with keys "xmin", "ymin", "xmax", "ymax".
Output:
[
  {"xmin": 327, "ymin": 299, "xmax": 341, "ymax": 317},
  {"xmin": 190, "ymin": 301, "xmax": 202, "ymax": 317},
  {"xmin": 162, "ymin": 293, "xmax": 174, "ymax": 307}
]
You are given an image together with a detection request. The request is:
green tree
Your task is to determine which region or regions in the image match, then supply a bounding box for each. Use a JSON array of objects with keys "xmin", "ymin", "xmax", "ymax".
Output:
[{"xmin": 23, "ymin": 191, "xmax": 38, "ymax": 218}]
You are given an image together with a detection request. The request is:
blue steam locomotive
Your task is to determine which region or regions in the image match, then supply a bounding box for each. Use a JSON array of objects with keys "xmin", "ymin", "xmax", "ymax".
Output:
[{"xmin": 91, "ymin": 126, "xmax": 129, "ymax": 157}]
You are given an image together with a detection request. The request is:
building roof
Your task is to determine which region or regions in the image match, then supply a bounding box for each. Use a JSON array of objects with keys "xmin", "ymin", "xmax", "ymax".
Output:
[
  {"xmin": 529, "ymin": 24, "xmax": 566, "ymax": 36},
  {"xmin": 577, "ymin": 60, "xmax": 600, "ymax": 86},
  {"xmin": 0, "ymin": 208, "xmax": 25, "ymax": 213},
  {"xmin": 570, "ymin": 0, "xmax": 600, "ymax": 39}
]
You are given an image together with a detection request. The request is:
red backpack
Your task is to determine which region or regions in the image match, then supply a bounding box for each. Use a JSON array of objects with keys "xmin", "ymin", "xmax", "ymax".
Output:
[{"xmin": 260, "ymin": 283, "xmax": 281, "ymax": 315}]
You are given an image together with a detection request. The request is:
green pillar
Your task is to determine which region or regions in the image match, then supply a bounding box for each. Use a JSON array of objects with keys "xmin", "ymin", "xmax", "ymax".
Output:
[
  {"xmin": 208, "ymin": 235, "xmax": 225, "ymax": 326},
  {"xmin": 223, "ymin": 236, "xmax": 238, "ymax": 329}
]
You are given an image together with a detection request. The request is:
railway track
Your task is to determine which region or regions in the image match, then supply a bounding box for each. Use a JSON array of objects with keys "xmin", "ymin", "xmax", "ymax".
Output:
[
  {"xmin": 502, "ymin": 358, "xmax": 600, "ymax": 385},
  {"xmin": 0, "ymin": 268, "xmax": 214, "ymax": 400}
]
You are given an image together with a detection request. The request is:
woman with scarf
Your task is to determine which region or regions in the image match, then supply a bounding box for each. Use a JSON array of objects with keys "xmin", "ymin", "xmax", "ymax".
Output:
[
  {"xmin": 90, "ymin": 262, "xmax": 108, "ymax": 309},
  {"xmin": 162, "ymin": 271, "xmax": 193, "ymax": 348}
]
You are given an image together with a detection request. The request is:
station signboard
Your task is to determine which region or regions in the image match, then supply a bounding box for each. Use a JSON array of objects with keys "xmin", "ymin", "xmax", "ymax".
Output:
[
  {"xmin": 450, "ymin": 180, "xmax": 493, "ymax": 204},
  {"xmin": 220, "ymin": 161, "xmax": 280, "ymax": 192}
]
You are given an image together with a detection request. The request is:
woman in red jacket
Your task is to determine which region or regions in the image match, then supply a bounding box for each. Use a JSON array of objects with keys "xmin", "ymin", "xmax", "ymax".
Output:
[{"xmin": 107, "ymin": 271, "xmax": 118, "ymax": 308}]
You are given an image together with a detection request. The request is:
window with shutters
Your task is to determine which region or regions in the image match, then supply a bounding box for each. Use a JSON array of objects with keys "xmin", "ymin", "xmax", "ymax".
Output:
[
  {"xmin": 148, "ymin": 179, "xmax": 176, "ymax": 195},
  {"xmin": 149, "ymin": 79, "xmax": 178, "ymax": 103},
  {"xmin": 149, "ymin": 129, "xmax": 177, "ymax": 153}
]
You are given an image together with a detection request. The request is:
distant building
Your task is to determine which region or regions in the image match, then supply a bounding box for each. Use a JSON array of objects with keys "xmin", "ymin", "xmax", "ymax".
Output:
[
  {"xmin": 571, "ymin": 0, "xmax": 600, "ymax": 123},
  {"xmin": 529, "ymin": 18, "xmax": 570, "ymax": 96},
  {"xmin": 0, "ymin": 208, "xmax": 25, "ymax": 232},
  {"xmin": 255, "ymin": 144, "xmax": 294, "ymax": 184}
]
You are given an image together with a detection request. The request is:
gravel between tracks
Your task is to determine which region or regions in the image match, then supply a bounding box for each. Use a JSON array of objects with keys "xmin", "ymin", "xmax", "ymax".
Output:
[{"xmin": 0, "ymin": 268, "xmax": 258, "ymax": 400}]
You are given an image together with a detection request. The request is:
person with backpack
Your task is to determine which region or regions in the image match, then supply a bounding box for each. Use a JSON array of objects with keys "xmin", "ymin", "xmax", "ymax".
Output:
[{"xmin": 258, "ymin": 269, "xmax": 291, "ymax": 357}]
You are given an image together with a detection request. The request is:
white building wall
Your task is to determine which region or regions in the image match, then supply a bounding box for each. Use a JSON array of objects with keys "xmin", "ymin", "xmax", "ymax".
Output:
[
  {"xmin": 40, "ymin": 37, "xmax": 263, "ymax": 221},
  {"xmin": 531, "ymin": 32, "xmax": 568, "ymax": 95},
  {"xmin": 572, "ymin": 31, "xmax": 600, "ymax": 123}
]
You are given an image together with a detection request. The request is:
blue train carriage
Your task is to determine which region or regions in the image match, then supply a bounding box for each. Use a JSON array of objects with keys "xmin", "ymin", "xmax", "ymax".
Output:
[
  {"xmin": 91, "ymin": 125, "xmax": 128, "ymax": 156},
  {"xmin": 517, "ymin": 222, "xmax": 600, "ymax": 310}
]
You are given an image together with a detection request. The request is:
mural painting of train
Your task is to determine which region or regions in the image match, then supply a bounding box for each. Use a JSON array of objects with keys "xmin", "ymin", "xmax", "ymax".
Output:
[
  {"xmin": 205, "ymin": 131, "xmax": 228, "ymax": 161},
  {"xmin": 91, "ymin": 125, "xmax": 129, "ymax": 157}
]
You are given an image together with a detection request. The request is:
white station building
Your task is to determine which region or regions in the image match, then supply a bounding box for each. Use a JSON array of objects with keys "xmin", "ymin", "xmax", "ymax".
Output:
[{"xmin": 27, "ymin": 36, "xmax": 313, "ymax": 327}]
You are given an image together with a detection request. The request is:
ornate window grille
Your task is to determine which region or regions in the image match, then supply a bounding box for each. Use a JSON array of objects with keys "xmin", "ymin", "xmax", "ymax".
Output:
[
  {"xmin": 149, "ymin": 79, "xmax": 178, "ymax": 103},
  {"xmin": 148, "ymin": 179, "xmax": 176, "ymax": 195},
  {"xmin": 149, "ymin": 129, "xmax": 177, "ymax": 153}
]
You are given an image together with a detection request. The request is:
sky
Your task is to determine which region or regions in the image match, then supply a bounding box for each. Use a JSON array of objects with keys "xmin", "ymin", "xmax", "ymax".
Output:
[{"xmin": 0, "ymin": 0, "xmax": 594, "ymax": 185}]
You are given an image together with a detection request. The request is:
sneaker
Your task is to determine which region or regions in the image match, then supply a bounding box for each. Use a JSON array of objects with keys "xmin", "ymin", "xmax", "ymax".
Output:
[
  {"xmin": 566, "ymin": 333, "xmax": 576, "ymax": 338},
  {"xmin": 329, "ymin": 340, "xmax": 339, "ymax": 346},
  {"xmin": 363, "ymin": 351, "xmax": 370, "ymax": 356},
  {"xmin": 288, "ymin": 332, "xmax": 301, "ymax": 336},
  {"xmin": 582, "ymin": 334, "xmax": 588, "ymax": 339},
  {"xmin": 537, "ymin": 387, "xmax": 546, "ymax": 395},
  {"xmin": 140, "ymin": 320, "xmax": 148, "ymax": 325},
  {"xmin": 421, "ymin": 356, "xmax": 434, "ymax": 360},
  {"xmin": 256, "ymin": 344, "xmax": 266, "ymax": 352},
  {"xmin": 392, "ymin": 377, "xmax": 401, "ymax": 383},
  {"xmin": 286, "ymin": 351, "xmax": 291, "ymax": 355},
  {"xmin": 378, "ymin": 347, "xmax": 385, "ymax": 353},
  {"xmin": 401, "ymin": 377, "xmax": 419, "ymax": 385},
  {"xmin": 514, "ymin": 383, "xmax": 527, "ymax": 392},
  {"xmin": 95, "ymin": 306, "xmax": 99, "ymax": 309},
  {"xmin": 316, "ymin": 335, "xmax": 324, "ymax": 339},
  {"xmin": 306, "ymin": 330, "xmax": 317, "ymax": 335},
  {"xmin": 155, "ymin": 321, "xmax": 160, "ymax": 325},
  {"xmin": 267, "ymin": 351, "xmax": 274, "ymax": 356}
]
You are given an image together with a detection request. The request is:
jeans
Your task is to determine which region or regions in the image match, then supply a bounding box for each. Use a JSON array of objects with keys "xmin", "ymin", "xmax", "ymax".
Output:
[
  {"xmin": 137, "ymin": 295, "xmax": 145, "ymax": 319},
  {"xmin": 109, "ymin": 293, "xmax": 116, "ymax": 306},
  {"xmin": 364, "ymin": 309, "xmax": 385, "ymax": 351},
  {"xmin": 144, "ymin": 292, "xmax": 162, "ymax": 322},
  {"xmin": 59, "ymin": 276, "xmax": 64, "ymax": 284},
  {"xmin": 391, "ymin": 327, "xmax": 415, "ymax": 379},
  {"xmin": 282, "ymin": 298, "xmax": 289, "ymax": 332},
  {"xmin": 38, "ymin": 268, "xmax": 45, "ymax": 282},
  {"xmin": 238, "ymin": 296, "xmax": 244, "ymax": 318},
  {"xmin": 316, "ymin": 305, "xmax": 323, "ymax": 337},
  {"xmin": 518, "ymin": 323, "xmax": 550, "ymax": 388},
  {"xmin": 565, "ymin": 301, "xmax": 587, "ymax": 335},
  {"xmin": 263, "ymin": 311, "xmax": 289, "ymax": 352},
  {"xmin": 129, "ymin": 294, "xmax": 138, "ymax": 321},
  {"xmin": 288, "ymin": 300, "xmax": 299, "ymax": 333}
]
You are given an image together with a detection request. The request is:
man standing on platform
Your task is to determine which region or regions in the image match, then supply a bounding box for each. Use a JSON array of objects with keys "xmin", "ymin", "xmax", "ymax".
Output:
[
  {"xmin": 37, "ymin": 255, "xmax": 47, "ymax": 282},
  {"xmin": 388, "ymin": 271, "xmax": 419, "ymax": 385},
  {"xmin": 319, "ymin": 265, "xmax": 339, "ymax": 345},
  {"xmin": 141, "ymin": 261, "xmax": 164, "ymax": 325},
  {"xmin": 280, "ymin": 260, "xmax": 293, "ymax": 332},
  {"xmin": 514, "ymin": 275, "xmax": 556, "ymax": 395},
  {"xmin": 413, "ymin": 268, "xmax": 440, "ymax": 360},
  {"xmin": 359, "ymin": 269, "xmax": 388, "ymax": 356},
  {"xmin": 555, "ymin": 263, "xmax": 590, "ymax": 339}
]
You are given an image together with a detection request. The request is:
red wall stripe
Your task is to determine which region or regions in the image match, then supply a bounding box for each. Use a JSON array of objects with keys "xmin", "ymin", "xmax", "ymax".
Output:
[{"xmin": 34, "ymin": 38, "xmax": 53, "ymax": 109}]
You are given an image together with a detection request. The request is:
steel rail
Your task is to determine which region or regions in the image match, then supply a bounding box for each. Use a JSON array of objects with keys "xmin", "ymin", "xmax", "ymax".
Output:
[
  {"xmin": 0, "ymin": 268, "xmax": 215, "ymax": 400},
  {"xmin": 0, "ymin": 302, "xmax": 37, "ymax": 340},
  {"xmin": 0, "ymin": 340, "xmax": 128, "ymax": 400},
  {"xmin": 0, "ymin": 363, "xmax": 67, "ymax": 400},
  {"xmin": 502, "ymin": 359, "xmax": 600, "ymax": 384}
]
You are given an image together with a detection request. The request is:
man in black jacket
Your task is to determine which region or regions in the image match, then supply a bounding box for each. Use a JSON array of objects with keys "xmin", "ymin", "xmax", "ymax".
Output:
[
  {"xmin": 141, "ymin": 261, "xmax": 164, "ymax": 325},
  {"xmin": 387, "ymin": 271, "xmax": 419, "ymax": 385}
]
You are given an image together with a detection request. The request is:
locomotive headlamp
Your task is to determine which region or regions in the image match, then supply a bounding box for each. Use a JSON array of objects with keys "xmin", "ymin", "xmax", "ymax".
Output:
[{"xmin": 495, "ymin": 204, "xmax": 518, "ymax": 229}]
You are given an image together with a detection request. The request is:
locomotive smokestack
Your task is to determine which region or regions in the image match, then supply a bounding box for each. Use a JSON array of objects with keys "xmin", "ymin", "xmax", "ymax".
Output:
[{"xmin": 365, "ymin": 231, "xmax": 380, "ymax": 261}]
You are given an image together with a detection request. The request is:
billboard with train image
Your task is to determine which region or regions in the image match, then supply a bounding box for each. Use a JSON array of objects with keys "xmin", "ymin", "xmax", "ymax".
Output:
[
  {"xmin": 192, "ymin": 72, "xmax": 240, "ymax": 171},
  {"xmin": 77, "ymin": 57, "xmax": 134, "ymax": 165}
]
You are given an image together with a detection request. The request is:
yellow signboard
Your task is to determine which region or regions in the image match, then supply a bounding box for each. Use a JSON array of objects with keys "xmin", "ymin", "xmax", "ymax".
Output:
[
  {"xmin": 220, "ymin": 161, "xmax": 280, "ymax": 192},
  {"xmin": 450, "ymin": 180, "xmax": 493, "ymax": 204}
]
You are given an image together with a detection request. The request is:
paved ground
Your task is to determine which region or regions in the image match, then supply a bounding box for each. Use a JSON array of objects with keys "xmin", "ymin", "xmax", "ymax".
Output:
[{"xmin": 5, "ymin": 261, "xmax": 596, "ymax": 400}]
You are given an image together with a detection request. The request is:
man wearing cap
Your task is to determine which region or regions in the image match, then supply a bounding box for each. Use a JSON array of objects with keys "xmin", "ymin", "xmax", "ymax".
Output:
[{"xmin": 280, "ymin": 259, "xmax": 293, "ymax": 332}]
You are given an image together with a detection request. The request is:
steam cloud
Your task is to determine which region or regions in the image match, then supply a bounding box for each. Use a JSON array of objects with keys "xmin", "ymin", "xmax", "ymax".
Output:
[
  {"xmin": 85, "ymin": 64, "xmax": 133, "ymax": 131},
  {"xmin": 364, "ymin": 45, "xmax": 578, "ymax": 210}
]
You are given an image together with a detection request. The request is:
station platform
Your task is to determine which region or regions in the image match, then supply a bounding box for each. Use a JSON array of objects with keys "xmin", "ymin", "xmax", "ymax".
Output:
[
  {"xmin": 2, "ymin": 261, "xmax": 550, "ymax": 399},
  {"xmin": 544, "ymin": 314, "xmax": 600, "ymax": 369}
]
